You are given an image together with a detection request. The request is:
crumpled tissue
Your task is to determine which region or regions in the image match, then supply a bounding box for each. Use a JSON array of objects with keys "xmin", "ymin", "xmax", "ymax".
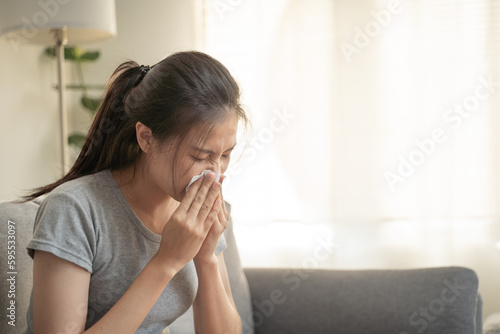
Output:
[{"xmin": 185, "ymin": 169, "xmax": 221, "ymax": 192}]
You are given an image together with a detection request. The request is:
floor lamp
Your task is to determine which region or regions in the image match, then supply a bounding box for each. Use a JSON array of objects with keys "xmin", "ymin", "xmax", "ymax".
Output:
[{"xmin": 0, "ymin": 0, "xmax": 117, "ymax": 176}]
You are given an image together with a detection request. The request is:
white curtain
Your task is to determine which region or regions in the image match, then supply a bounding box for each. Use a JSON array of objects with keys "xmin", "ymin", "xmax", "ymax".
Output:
[
  {"xmin": 201, "ymin": 0, "xmax": 335, "ymax": 221},
  {"xmin": 200, "ymin": 0, "xmax": 500, "ymax": 275},
  {"xmin": 200, "ymin": 0, "xmax": 337, "ymax": 265}
]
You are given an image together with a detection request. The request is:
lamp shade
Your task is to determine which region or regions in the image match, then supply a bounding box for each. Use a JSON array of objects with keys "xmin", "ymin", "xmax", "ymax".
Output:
[{"xmin": 0, "ymin": 0, "xmax": 116, "ymax": 45}]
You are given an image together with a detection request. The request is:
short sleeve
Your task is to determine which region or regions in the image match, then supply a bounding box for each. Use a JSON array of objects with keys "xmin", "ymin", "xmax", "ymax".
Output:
[{"xmin": 27, "ymin": 192, "xmax": 96, "ymax": 273}]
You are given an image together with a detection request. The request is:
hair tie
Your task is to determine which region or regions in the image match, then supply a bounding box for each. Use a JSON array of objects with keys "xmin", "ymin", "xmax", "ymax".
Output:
[
  {"xmin": 135, "ymin": 65, "xmax": 151, "ymax": 86},
  {"xmin": 140, "ymin": 65, "xmax": 151, "ymax": 76}
]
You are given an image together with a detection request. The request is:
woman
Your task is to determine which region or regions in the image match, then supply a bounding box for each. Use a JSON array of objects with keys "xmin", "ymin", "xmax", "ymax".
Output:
[{"xmin": 24, "ymin": 51, "xmax": 248, "ymax": 333}]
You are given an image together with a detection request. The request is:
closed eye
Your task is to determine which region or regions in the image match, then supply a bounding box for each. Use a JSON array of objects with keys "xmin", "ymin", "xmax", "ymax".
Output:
[
  {"xmin": 192, "ymin": 156, "xmax": 207, "ymax": 162},
  {"xmin": 191, "ymin": 143, "xmax": 236, "ymax": 156}
]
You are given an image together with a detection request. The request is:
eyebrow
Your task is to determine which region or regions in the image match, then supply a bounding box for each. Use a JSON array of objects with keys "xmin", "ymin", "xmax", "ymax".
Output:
[{"xmin": 192, "ymin": 143, "xmax": 237, "ymax": 155}]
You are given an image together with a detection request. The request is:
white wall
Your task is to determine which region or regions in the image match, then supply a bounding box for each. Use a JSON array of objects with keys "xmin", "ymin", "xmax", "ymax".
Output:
[
  {"xmin": 0, "ymin": 0, "xmax": 199, "ymax": 201},
  {"xmin": 0, "ymin": 39, "xmax": 59, "ymax": 201}
]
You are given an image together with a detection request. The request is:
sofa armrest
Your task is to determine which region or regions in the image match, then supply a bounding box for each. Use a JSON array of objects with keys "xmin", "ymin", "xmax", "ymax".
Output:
[{"xmin": 244, "ymin": 267, "xmax": 481, "ymax": 334}]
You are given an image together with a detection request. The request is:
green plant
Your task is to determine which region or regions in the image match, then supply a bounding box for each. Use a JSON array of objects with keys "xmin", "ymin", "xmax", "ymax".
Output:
[{"xmin": 44, "ymin": 46, "xmax": 104, "ymax": 148}]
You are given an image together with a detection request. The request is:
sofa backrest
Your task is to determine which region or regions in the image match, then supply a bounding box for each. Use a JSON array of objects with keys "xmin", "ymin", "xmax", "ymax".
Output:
[{"xmin": 243, "ymin": 266, "xmax": 483, "ymax": 334}]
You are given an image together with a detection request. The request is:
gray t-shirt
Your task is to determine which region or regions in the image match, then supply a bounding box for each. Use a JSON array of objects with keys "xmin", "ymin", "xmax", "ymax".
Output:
[{"xmin": 26, "ymin": 170, "xmax": 226, "ymax": 333}]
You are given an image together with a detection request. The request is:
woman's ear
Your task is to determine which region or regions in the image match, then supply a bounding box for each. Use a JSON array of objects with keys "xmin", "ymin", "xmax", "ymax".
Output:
[{"xmin": 136, "ymin": 122, "xmax": 154, "ymax": 153}]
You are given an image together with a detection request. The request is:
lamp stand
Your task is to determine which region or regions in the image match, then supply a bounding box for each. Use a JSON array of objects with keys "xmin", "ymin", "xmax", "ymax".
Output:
[{"xmin": 53, "ymin": 28, "xmax": 69, "ymax": 177}]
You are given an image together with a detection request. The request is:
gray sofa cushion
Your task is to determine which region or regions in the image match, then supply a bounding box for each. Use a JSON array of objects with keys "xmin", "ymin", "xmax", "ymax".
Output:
[{"xmin": 244, "ymin": 266, "xmax": 481, "ymax": 334}]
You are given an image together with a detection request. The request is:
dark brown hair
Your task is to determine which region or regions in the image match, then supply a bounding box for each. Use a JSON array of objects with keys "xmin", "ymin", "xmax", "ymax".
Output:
[{"xmin": 24, "ymin": 51, "xmax": 248, "ymax": 201}]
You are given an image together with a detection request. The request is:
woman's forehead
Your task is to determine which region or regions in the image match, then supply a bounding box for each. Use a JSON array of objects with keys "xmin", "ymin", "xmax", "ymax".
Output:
[{"xmin": 184, "ymin": 117, "xmax": 238, "ymax": 150}]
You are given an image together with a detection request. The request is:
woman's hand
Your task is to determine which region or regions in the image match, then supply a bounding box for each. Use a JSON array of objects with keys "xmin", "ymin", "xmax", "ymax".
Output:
[
  {"xmin": 194, "ymin": 175, "xmax": 229, "ymax": 265},
  {"xmin": 154, "ymin": 172, "xmax": 222, "ymax": 274}
]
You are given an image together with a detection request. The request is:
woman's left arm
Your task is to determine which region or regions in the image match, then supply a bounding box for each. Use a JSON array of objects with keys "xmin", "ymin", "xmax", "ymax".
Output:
[
  {"xmin": 193, "ymin": 252, "xmax": 241, "ymax": 334},
  {"xmin": 192, "ymin": 189, "xmax": 241, "ymax": 334}
]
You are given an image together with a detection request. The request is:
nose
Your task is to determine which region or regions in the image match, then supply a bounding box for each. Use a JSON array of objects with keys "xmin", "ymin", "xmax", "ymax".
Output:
[
  {"xmin": 211, "ymin": 160, "xmax": 222, "ymax": 174},
  {"xmin": 204, "ymin": 157, "xmax": 221, "ymax": 174}
]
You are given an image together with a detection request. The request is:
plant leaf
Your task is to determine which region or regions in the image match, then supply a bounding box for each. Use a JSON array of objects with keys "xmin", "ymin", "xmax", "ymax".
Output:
[
  {"xmin": 81, "ymin": 96, "xmax": 102, "ymax": 114},
  {"xmin": 43, "ymin": 47, "xmax": 56, "ymax": 57},
  {"xmin": 80, "ymin": 51, "xmax": 100, "ymax": 62},
  {"xmin": 68, "ymin": 133, "xmax": 87, "ymax": 148},
  {"xmin": 43, "ymin": 46, "xmax": 98, "ymax": 61}
]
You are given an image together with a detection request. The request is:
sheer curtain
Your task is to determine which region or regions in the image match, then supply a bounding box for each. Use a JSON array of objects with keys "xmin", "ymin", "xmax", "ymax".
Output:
[
  {"xmin": 329, "ymin": 0, "xmax": 500, "ymax": 271},
  {"xmin": 200, "ymin": 0, "xmax": 500, "ymax": 280},
  {"xmin": 200, "ymin": 0, "xmax": 336, "ymax": 264}
]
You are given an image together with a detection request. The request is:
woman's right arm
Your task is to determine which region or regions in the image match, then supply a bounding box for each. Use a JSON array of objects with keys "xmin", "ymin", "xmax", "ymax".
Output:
[
  {"xmin": 33, "ymin": 172, "xmax": 222, "ymax": 334},
  {"xmin": 33, "ymin": 250, "xmax": 176, "ymax": 334}
]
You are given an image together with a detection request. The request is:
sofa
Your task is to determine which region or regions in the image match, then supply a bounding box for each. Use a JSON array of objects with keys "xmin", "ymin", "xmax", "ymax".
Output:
[{"xmin": 0, "ymin": 198, "xmax": 490, "ymax": 334}]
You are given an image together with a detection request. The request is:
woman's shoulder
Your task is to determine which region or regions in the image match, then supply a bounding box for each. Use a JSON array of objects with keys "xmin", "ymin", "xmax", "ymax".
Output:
[{"xmin": 43, "ymin": 170, "xmax": 117, "ymax": 205}]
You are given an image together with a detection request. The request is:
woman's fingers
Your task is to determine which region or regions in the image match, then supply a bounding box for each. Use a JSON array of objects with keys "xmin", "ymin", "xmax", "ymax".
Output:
[
  {"xmin": 207, "ymin": 199, "xmax": 223, "ymax": 227},
  {"xmin": 217, "ymin": 206, "xmax": 228, "ymax": 230},
  {"xmin": 218, "ymin": 175, "xmax": 229, "ymax": 221},
  {"xmin": 178, "ymin": 174, "xmax": 206, "ymax": 212},
  {"xmin": 185, "ymin": 172, "xmax": 221, "ymax": 222},
  {"xmin": 180, "ymin": 172, "xmax": 214, "ymax": 211},
  {"xmin": 197, "ymin": 182, "xmax": 221, "ymax": 225},
  {"xmin": 177, "ymin": 172, "xmax": 225, "ymax": 235}
]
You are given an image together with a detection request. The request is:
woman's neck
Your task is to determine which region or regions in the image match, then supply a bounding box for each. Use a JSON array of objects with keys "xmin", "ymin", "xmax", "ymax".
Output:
[{"xmin": 111, "ymin": 163, "xmax": 178, "ymax": 235}]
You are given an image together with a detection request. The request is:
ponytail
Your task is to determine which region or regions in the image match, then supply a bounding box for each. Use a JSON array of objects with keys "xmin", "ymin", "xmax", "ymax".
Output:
[{"xmin": 23, "ymin": 61, "xmax": 146, "ymax": 201}]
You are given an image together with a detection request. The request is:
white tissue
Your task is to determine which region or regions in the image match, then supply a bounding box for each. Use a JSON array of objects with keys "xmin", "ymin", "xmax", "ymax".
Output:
[{"xmin": 185, "ymin": 169, "xmax": 221, "ymax": 192}]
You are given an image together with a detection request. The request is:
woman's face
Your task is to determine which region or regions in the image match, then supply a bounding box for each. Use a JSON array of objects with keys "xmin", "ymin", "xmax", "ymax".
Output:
[{"xmin": 147, "ymin": 114, "xmax": 238, "ymax": 202}]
